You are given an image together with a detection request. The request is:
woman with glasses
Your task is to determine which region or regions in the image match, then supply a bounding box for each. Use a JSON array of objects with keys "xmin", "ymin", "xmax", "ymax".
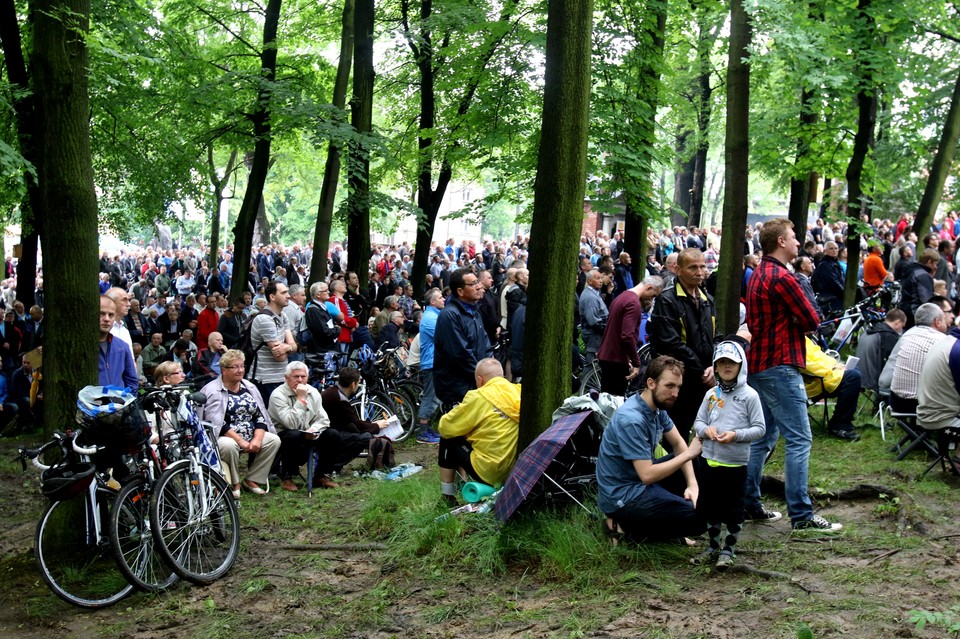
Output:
[{"xmin": 199, "ymin": 349, "xmax": 280, "ymax": 499}]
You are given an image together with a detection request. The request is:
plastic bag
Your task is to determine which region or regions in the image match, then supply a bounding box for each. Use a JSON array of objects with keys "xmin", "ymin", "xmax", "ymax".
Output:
[{"xmin": 76, "ymin": 385, "xmax": 136, "ymax": 420}]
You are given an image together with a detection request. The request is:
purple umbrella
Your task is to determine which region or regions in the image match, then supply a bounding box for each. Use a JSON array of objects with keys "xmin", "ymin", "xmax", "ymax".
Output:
[{"xmin": 494, "ymin": 411, "xmax": 594, "ymax": 522}]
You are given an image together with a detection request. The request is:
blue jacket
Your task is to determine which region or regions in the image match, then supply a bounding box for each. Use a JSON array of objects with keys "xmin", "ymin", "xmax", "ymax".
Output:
[
  {"xmin": 419, "ymin": 305, "xmax": 441, "ymax": 370},
  {"xmin": 98, "ymin": 335, "xmax": 138, "ymax": 391},
  {"xmin": 434, "ymin": 296, "xmax": 492, "ymax": 404}
]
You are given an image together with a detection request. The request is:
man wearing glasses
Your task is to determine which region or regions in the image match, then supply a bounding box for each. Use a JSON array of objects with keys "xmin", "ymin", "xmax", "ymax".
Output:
[{"xmin": 434, "ymin": 268, "xmax": 493, "ymax": 407}]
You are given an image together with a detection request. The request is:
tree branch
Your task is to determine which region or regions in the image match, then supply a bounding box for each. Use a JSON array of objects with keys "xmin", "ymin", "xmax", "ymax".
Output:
[{"xmin": 195, "ymin": 6, "xmax": 262, "ymax": 55}]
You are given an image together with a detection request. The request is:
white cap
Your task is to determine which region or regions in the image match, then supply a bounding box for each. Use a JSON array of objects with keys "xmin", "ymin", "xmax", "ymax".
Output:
[{"xmin": 714, "ymin": 341, "xmax": 743, "ymax": 364}]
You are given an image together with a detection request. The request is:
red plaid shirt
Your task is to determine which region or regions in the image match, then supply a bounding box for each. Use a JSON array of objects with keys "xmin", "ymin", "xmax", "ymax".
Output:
[{"xmin": 746, "ymin": 255, "xmax": 820, "ymax": 373}]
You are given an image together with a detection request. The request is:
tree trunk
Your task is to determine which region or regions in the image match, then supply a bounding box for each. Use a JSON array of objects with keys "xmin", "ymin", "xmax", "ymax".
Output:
[
  {"xmin": 207, "ymin": 146, "xmax": 238, "ymax": 272},
  {"xmin": 673, "ymin": 129, "xmax": 693, "ymax": 216},
  {"xmin": 621, "ymin": 0, "xmax": 666, "ymax": 275},
  {"xmin": 689, "ymin": 10, "xmax": 719, "ymax": 229},
  {"xmin": 229, "ymin": 0, "xmax": 282, "ymax": 302},
  {"xmin": 517, "ymin": 0, "xmax": 593, "ymax": 449},
  {"xmin": 0, "ymin": 0, "xmax": 42, "ymax": 307},
  {"xmin": 788, "ymin": 86, "xmax": 818, "ymax": 232},
  {"xmin": 346, "ymin": 0, "xmax": 374, "ymax": 277},
  {"xmin": 32, "ymin": 0, "xmax": 100, "ymax": 434},
  {"xmin": 913, "ymin": 66, "xmax": 960, "ymax": 241},
  {"xmin": 819, "ymin": 176, "xmax": 832, "ymax": 218},
  {"xmin": 310, "ymin": 0, "xmax": 355, "ymax": 285},
  {"xmin": 254, "ymin": 195, "xmax": 271, "ymax": 246},
  {"xmin": 715, "ymin": 0, "xmax": 751, "ymax": 337},
  {"xmin": 843, "ymin": 0, "xmax": 876, "ymax": 308}
]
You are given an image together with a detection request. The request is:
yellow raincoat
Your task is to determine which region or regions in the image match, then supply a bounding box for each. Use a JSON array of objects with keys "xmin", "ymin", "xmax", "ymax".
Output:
[{"xmin": 438, "ymin": 377, "xmax": 521, "ymax": 485}]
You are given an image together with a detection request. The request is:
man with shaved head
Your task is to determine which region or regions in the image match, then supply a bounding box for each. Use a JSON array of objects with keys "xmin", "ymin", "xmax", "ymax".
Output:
[
  {"xmin": 812, "ymin": 241, "xmax": 845, "ymax": 314},
  {"xmin": 436, "ymin": 358, "xmax": 521, "ymax": 506}
]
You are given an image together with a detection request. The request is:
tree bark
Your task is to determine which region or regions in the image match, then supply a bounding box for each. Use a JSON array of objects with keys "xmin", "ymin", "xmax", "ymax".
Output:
[
  {"xmin": 673, "ymin": 129, "xmax": 693, "ymax": 217},
  {"xmin": 310, "ymin": 0, "xmax": 354, "ymax": 285},
  {"xmin": 715, "ymin": 0, "xmax": 752, "ymax": 337},
  {"xmin": 0, "ymin": 0, "xmax": 42, "ymax": 307},
  {"xmin": 346, "ymin": 0, "xmax": 374, "ymax": 278},
  {"xmin": 31, "ymin": 0, "xmax": 100, "ymax": 433},
  {"xmin": 913, "ymin": 66, "xmax": 960, "ymax": 241},
  {"xmin": 689, "ymin": 8, "xmax": 720, "ymax": 229},
  {"xmin": 517, "ymin": 0, "xmax": 593, "ymax": 449},
  {"xmin": 229, "ymin": 0, "xmax": 282, "ymax": 302}
]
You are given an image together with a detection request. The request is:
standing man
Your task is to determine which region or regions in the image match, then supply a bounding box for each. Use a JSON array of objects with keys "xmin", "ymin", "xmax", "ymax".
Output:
[
  {"xmin": 613, "ymin": 252, "xmax": 634, "ymax": 298},
  {"xmin": 249, "ymin": 282, "xmax": 297, "ymax": 402},
  {"xmin": 649, "ymin": 248, "xmax": 716, "ymax": 442},
  {"xmin": 434, "ymin": 269, "xmax": 493, "ymax": 406},
  {"xmin": 596, "ymin": 276, "xmax": 663, "ymax": 396},
  {"xmin": 282, "ymin": 284, "xmax": 306, "ymax": 361},
  {"xmin": 811, "ymin": 241, "xmax": 845, "ymax": 315},
  {"xmin": 105, "ymin": 287, "xmax": 134, "ymax": 350},
  {"xmin": 197, "ymin": 293, "xmax": 220, "ymax": 352},
  {"xmin": 98, "ymin": 295, "xmax": 138, "ymax": 390},
  {"xmin": 415, "ymin": 288, "xmax": 445, "ymax": 444},
  {"xmin": 579, "ymin": 270, "xmax": 609, "ymax": 365},
  {"xmin": 344, "ymin": 271, "xmax": 374, "ymax": 351},
  {"xmin": 477, "ymin": 269, "xmax": 500, "ymax": 346},
  {"xmin": 744, "ymin": 219, "xmax": 838, "ymax": 531}
]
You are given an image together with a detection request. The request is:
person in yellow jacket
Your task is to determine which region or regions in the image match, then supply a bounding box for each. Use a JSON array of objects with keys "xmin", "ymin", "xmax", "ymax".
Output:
[
  {"xmin": 800, "ymin": 337, "xmax": 863, "ymax": 441},
  {"xmin": 438, "ymin": 357, "xmax": 520, "ymax": 505}
]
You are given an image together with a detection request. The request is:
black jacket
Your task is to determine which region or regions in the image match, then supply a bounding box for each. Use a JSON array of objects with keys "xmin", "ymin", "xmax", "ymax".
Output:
[
  {"xmin": 900, "ymin": 261, "xmax": 934, "ymax": 318},
  {"xmin": 649, "ymin": 281, "xmax": 716, "ymax": 378},
  {"xmin": 811, "ymin": 257, "xmax": 845, "ymax": 310},
  {"xmin": 303, "ymin": 302, "xmax": 338, "ymax": 353},
  {"xmin": 434, "ymin": 296, "xmax": 492, "ymax": 404}
]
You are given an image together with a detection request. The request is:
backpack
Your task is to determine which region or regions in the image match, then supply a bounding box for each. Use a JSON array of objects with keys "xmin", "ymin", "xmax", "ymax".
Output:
[
  {"xmin": 299, "ymin": 302, "xmax": 340, "ymax": 352},
  {"xmin": 368, "ymin": 436, "xmax": 395, "ymax": 471},
  {"xmin": 239, "ymin": 308, "xmax": 281, "ymax": 379}
]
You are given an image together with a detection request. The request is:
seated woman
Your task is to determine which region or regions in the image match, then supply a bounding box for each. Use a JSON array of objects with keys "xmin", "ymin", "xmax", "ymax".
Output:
[
  {"xmin": 200, "ymin": 349, "xmax": 280, "ymax": 498},
  {"xmin": 149, "ymin": 360, "xmax": 188, "ymax": 443}
]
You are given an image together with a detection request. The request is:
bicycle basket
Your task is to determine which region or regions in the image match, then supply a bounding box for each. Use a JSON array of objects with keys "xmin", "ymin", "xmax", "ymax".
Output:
[
  {"xmin": 40, "ymin": 462, "xmax": 95, "ymax": 501},
  {"xmin": 76, "ymin": 385, "xmax": 150, "ymax": 452}
]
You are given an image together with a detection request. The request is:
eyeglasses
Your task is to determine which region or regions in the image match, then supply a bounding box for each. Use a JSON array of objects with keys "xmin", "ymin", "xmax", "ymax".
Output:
[{"xmin": 223, "ymin": 365, "xmax": 245, "ymax": 371}]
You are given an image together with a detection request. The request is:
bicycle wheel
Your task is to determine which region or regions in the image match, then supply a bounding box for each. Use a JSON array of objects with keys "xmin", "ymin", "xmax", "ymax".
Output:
[
  {"xmin": 385, "ymin": 387, "xmax": 416, "ymax": 441},
  {"xmin": 351, "ymin": 391, "xmax": 396, "ymax": 423},
  {"xmin": 35, "ymin": 490, "xmax": 135, "ymax": 608},
  {"xmin": 150, "ymin": 463, "xmax": 240, "ymax": 585},
  {"xmin": 109, "ymin": 478, "xmax": 179, "ymax": 592},
  {"xmin": 579, "ymin": 361, "xmax": 602, "ymax": 396}
]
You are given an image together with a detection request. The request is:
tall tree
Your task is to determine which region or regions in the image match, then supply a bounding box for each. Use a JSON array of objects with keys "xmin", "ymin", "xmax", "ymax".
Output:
[
  {"xmin": 518, "ymin": 0, "xmax": 593, "ymax": 449},
  {"xmin": 842, "ymin": 0, "xmax": 877, "ymax": 307},
  {"xmin": 715, "ymin": 0, "xmax": 751, "ymax": 336},
  {"xmin": 0, "ymin": 0, "xmax": 42, "ymax": 307},
  {"xmin": 345, "ymin": 0, "xmax": 374, "ymax": 280},
  {"xmin": 309, "ymin": 0, "xmax": 354, "ymax": 283},
  {"xmin": 206, "ymin": 146, "xmax": 239, "ymax": 269},
  {"xmin": 912, "ymin": 66, "xmax": 960, "ymax": 239},
  {"xmin": 32, "ymin": 0, "xmax": 100, "ymax": 433},
  {"xmin": 229, "ymin": 0, "xmax": 283, "ymax": 302}
]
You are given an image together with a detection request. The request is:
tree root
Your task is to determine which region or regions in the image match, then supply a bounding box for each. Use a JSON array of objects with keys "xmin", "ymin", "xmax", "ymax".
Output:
[
  {"xmin": 725, "ymin": 564, "xmax": 814, "ymax": 593},
  {"xmin": 279, "ymin": 543, "xmax": 388, "ymax": 551}
]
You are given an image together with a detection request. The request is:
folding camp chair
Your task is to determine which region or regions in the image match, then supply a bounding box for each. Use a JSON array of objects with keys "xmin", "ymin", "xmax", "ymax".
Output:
[{"xmin": 920, "ymin": 427, "xmax": 960, "ymax": 478}]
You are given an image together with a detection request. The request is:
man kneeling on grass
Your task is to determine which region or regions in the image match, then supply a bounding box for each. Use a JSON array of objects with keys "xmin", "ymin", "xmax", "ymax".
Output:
[
  {"xmin": 597, "ymin": 355, "xmax": 705, "ymax": 545},
  {"xmin": 438, "ymin": 358, "xmax": 520, "ymax": 506}
]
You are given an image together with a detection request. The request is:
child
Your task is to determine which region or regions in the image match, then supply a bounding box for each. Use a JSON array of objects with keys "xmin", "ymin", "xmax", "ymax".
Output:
[{"xmin": 691, "ymin": 339, "xmax": 766, "ymax": 570}]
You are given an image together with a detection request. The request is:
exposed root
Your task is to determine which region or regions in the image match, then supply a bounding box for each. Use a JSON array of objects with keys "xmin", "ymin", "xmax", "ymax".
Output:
[
  {"xmin": 279, "ymin": 543, "xmax": 388, "ymax": 551},
  {"xmin": 725, "ymin": 564, "xmax": 814, "ymax": 593}
]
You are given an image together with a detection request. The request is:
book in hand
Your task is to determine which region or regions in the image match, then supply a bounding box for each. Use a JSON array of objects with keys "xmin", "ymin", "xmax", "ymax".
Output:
[{"xmin": 379, "ymin": 415, "xmax": 403, "ymax": 441}]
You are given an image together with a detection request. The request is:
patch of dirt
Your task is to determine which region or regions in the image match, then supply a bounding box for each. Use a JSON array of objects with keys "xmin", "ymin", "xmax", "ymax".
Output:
[{"xmin": 1, "ymin": 436, "xmax": 959, "ymax": 639}]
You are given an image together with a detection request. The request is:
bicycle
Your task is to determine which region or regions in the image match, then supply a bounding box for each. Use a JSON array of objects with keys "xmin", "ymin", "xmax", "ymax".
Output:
[
  {"xmin": 20, "ymin": 429, "xmax": 136, "ymax": 608},
  {"xmin": 148, "ymin": 386, "xmax": 240, "ymax": 585},
  {"xmin": 814, "ymin": 282, "xmax": 899, "ymax": 359}
]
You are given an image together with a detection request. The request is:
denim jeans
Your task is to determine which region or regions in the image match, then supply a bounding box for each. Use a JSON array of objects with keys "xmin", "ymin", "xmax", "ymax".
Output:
[
  {"xmin": 418, "ymin": 368, "xmax": 440, "ymax": 424},
  {"xmin": 745, "ymin": 365, "xmax": 814, "ymax": 523}
]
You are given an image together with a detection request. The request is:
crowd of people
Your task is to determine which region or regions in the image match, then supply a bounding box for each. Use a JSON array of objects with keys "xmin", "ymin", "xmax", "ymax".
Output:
[{"xmin": 6, "ymin": 208, "xmax": 960, "ymax": 565}]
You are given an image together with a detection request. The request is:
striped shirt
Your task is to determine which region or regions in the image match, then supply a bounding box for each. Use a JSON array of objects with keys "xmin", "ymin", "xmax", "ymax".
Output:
[{"xmin": 891, "ymin": 325, "xmax": 947, "ymax": 400}]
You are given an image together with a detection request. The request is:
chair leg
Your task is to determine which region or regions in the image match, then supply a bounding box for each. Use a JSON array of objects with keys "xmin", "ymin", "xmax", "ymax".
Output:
[{"xmin": 306, "ymin": 449, "xmax": 316, "ymax": 498}]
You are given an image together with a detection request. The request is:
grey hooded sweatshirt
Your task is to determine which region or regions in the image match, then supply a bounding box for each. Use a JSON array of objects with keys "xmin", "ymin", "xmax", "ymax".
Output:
[{"xmin": 692, "ymin": 340, "xmax": 766, "ymax": 466}]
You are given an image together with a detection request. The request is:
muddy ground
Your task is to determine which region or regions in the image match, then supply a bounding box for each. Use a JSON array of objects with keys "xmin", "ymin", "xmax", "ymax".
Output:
[{"xmin": 1, "ymin": 434, "xmax": 958, "ymax": 639}]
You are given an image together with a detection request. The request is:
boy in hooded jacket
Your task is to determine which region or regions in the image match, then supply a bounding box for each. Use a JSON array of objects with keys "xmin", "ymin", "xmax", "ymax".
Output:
[{"xmin": 692, "ymin": 339, "xmax": 766, "ymax": 569}]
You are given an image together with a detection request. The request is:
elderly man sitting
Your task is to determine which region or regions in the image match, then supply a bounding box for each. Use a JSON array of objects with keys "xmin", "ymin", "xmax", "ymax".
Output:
[
  {"xmin": 437, "ymin": 358, "xmax": 521, "ymax": 506},
  {"xmin": 917, "ymin": 324, "xmax": 960, "ymax": 474},
  {"xmin": 268, "ymin": 361, "xmax": 336, "ymax": 491}
]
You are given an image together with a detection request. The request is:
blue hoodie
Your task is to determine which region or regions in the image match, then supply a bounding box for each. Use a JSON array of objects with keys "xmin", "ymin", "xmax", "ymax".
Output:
[{"xmin": 692, "ymin": 340, "xmax": 765, "ymax": 466}]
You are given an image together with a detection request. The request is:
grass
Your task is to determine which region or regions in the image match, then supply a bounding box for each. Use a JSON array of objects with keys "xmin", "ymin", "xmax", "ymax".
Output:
[{"xmin": 2, "ymin": 395, "xmax": 960, "ymax": 638}]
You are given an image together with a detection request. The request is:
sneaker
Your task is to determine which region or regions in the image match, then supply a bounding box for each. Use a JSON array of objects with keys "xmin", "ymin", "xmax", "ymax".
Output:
[
  {"xmin": 744, "ymin": 506, "xmax": 783, "ymax": 523},
  {"xmin": 792, "ymin": 514, "xmax": 842, "ymax": 532},
  {"xmin": 689, "ymin": 549, "xmax": 718, "ymax": 566},
  {"xmin": 828, "ymin": 427, "xmax": 861, "ymax": 441},
  {"xmin": 416, "ymin": 429, "xmax": 441, "ymax": 444},
  {"xmin": 715, "ymin": 551, "xmax": 735, "ymax": 571}
]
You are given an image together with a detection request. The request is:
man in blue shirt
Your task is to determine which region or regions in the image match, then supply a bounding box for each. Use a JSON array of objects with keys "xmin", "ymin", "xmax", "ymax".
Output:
[
  {"xmin": 597, "ymin": 355, "xmax": 703, "ymax": 543},
  {"xmin": 98, "ymin": 296, "xmax": 138, "ymax": 391}
]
